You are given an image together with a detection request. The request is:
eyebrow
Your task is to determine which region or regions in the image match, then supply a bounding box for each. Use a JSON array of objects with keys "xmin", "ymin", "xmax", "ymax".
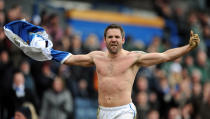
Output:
[{"xmin": 107, "ymin": 35, "xmax": 121, "ymax": 38}]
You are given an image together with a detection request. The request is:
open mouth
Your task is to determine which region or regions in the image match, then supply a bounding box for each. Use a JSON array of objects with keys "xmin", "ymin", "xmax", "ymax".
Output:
[
  {"xmin": 110, "ymin": 45, "xmax": 117, "ymax": 49},
  {"xmin": 110, "ymin": 44, "xmax": 118, "ymax": 47}
]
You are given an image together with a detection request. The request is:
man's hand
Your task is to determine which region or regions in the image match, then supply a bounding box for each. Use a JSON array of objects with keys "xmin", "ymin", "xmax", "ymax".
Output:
[{"xmin": 189, "ymin": 30, "xmax": 200, "ymax": 49}]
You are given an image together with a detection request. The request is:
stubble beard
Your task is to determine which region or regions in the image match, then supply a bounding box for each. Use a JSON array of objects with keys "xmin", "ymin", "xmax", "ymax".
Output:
[{"xmin": 107, "ymin": 43, "xmax": 121, "ymax": 54}]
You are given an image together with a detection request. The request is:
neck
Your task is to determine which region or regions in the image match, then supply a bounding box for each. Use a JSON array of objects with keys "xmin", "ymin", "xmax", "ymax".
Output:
[{"xmin": 107, "ymin": 49, "xmax": 123, "ymax": 58}]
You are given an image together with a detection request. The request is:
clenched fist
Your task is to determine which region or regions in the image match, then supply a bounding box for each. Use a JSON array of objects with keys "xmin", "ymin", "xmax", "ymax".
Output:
[{"xmin": 189, "ymin": 30, "xmax": 200, "ymax": 49}]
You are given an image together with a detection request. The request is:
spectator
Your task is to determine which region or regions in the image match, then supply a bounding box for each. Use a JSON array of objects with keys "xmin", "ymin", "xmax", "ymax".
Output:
[
  {"xmin": 135, "ymin": 76, "xmax": 149, "ymax": 93},
  {"xmin": 147, "ymin": 36, "xmax": 164, "ymax": 53},
  {"xmin": 19, "ymin": 60, "xmax": 36, "ymax": 94},
  {"xmin": 183, "ymin": 55, "xmax": 196, "ymax": 76},
  {"xmin": 0, "ymin": 11, "xmax": 5, "ymax": 27},
  {"xmin": 174, "ymin": 79, "xmax": 192, "ymax": 108},
  {"xmin": 77, "ymin": 79, "xmax": 89, "ymax": 98},
  {"xmin": 191, "ymin": 68, "xmax": 202, "ymax": 84},
  {"xmin": 58, "ymin": 64, "xmax": 71, "ymax": 80},
  {"xmin": 195, "ymin": 50, "xmax": 210, "ymax": 83},
  {"xmin": 181, "ymin": 103, "xmax": 193, "ymax": 119},
  {"xmin": 168, "ymin": 107, "xmax": 182, "ymax": 119},
  {"xmin": 84, "ymin": 34, "xmax": 100, "ymax": 52},
  {"xmin": 14, "ymin": 106, "xmax": 32, "ymax": 119},
  {"xmin": 61, "ymin": 26, "xmax": 74, "ymax": 51},
  {"xmin": 0, "ymin": 50, "xmax": 14, "ymax": 90},
  {"xmin": 47, "ymin": 13, "xmax": 63, "ymax": 42},
  {"xmin": 40, "ymin": 76, "xmax": 73, "ymax": 119},
  {"xmin": 200, "ymin": 89, "xmax": 210, "ymax": 119},
  {"xmin": 0, "ymin": 0, "xmax": 5, "ymax": 11},
  {"xmin": 61, "ymin": 35, "xmax": 71, "ymax": 52},
  {"xmin": 23, "ymin": 102, "xmax": 39, "ymax": 119},
  {"xmin": 35, "ymin": 62, "xmax": 55, "ymax": 100},
  {"xmin": 190, "ymin": 83, "xmax": 202, "ymax": 118},
  {"xmin": 0, "ymin": 27, "xmax": 8, "ymax": 51},
  {"xmin": 203, "ymin": 25, "xmax": 210, "ymax": 56},
  {"xmin": 188, "ymin": 12, "xmax": 206, "ymax": 51},
  {"xmin": 40, "ymin": 10, "xmax": 48, "ymax": 27},
  {"xmin": 147, "ymin": 110, "xmax": 159, "ymax": 119},
  {"xmin": 202, "ymin": 83, "xmax": 210, "ymax": 103},
  {"xmin": 6, "ymin": 4, "xmax": 23, "ymax": 23},
  {"xmin": 168, "ymin": 58, "xmax": 183, "ymax": 88},
  {"xmin": 4, "ymin": 71, "xmax": 38, "ymax": 119},
  {"xmin": 149, "ymin": 92, "xmax": 160, "ymax": 110},
  {"xmin": 0, "ymin": 50, "xmax": 14, "ymax": 119},
  {"xmin": 69, "ymin": 34, "xmax": 83, "ymax": 54},
  {"xmin": 135, "ymin": 91, "xmax": 150, "ymax": 119}
]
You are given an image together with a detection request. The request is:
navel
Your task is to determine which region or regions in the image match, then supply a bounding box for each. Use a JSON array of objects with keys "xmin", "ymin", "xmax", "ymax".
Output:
[{"xmin": 105, "ymin": 96, "xmax": 112, "ymax": 104}]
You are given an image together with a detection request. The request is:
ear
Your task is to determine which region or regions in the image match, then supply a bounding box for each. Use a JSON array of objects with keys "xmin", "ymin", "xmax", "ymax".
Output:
[{"xmin": 122, "ymin": 37, "xmax": 125, "ymax": 44}]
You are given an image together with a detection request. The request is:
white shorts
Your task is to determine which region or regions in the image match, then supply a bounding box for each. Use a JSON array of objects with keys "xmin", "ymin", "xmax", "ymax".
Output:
[{"xmin": 97, "ymin": 102, "xmax": 137, "ymax": 119}]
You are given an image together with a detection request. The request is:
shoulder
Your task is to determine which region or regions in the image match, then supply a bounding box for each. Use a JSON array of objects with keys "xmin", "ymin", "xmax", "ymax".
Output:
[
  {"xmin": 62, "ymin": 89, "xmax": 70, "ymax": 94},
  {"xmin": 131, "ymin": 51, "xmax": 147, "ymax": 54},
  {"xmin": 129, "ymin": 51, "xmax": 147, "ymax": 57},
  {"xmin": 62, "ymin": 90, "xmax": 72, "ymax": 97},
  {"xmin": 128, "ymin": 51, "xmax": 147, "ymax": 62},
  {"xmin": 43, "ymin": 89, "xmax": 53, "ymax": 97},
  {"xmin": 89, "ymin": 51, "xmax": 105, "ymax": 57}
]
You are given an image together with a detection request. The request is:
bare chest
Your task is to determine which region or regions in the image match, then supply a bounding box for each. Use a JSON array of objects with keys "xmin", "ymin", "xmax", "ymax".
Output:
[{"xmin": 95, "ymin": 57, "xmax": 136, "ymax": 76}]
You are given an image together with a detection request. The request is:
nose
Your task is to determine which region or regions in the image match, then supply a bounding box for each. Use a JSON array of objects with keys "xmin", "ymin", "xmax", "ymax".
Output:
[{"xmin": 111, "ymin": 37, "xmax": 117, "ymax": 42}]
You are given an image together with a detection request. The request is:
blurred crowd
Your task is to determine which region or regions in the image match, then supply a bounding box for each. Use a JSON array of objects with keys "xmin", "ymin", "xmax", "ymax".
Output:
[{"xmin": 0, "ymin": 0, "xmax": 210, "ymax": 119}]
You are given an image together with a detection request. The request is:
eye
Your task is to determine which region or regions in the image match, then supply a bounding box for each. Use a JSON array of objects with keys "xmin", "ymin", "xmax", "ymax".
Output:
[
  {"xmin": 108, "ymin": 36, "xmax": 113, "ymax": 38},
  {"xmin": 115, "ymin": 36, "xmax": 120, "ymax": 38}
]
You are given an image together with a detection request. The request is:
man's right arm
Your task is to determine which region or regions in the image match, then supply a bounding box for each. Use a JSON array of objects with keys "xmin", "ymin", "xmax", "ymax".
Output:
[{"xmin": 63, "ymin": 52, "xmax": 95, "ymax": 67}]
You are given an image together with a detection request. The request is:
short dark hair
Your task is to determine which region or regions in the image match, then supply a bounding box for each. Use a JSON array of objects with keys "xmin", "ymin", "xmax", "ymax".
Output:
[{"xmin": 104, "ymin": 24, "xmax": 125, "ymax": 38}]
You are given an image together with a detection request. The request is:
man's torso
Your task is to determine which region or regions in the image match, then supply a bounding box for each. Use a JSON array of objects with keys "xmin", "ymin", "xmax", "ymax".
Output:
[{"xmin": 92, "ymin": 50, "xmax": 140, "ymax": 107}]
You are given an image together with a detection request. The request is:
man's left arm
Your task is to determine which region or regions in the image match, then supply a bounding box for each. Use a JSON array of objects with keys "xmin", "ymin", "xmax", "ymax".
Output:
[{"xmin": 136, "ymin": 31, "xmax": 200, "ymax": 67}]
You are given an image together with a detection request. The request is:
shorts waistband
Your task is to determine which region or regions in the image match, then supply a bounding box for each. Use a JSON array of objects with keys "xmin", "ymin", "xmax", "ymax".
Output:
[{"xmin": 99, "ymin": 102, "xmax": 134, "ymax": 111}]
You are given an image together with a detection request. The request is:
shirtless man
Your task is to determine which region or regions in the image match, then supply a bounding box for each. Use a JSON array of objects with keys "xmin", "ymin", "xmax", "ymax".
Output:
[
  {"xmin": 4, "ymin": 22, "xmax": 200, "ymax": 119},
  {"xmin": 62, "ymin": 24, "xmax": 200, "ymax": 119}
]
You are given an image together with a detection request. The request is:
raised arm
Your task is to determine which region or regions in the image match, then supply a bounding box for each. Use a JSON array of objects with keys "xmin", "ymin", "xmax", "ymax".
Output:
[
  {"xmin": 63, "ymin": 52, "xmax": 95, "ymax": 67},
  {"xmin": 136, "ymin": 31, "xmax": 200, "ymax": 67}
]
